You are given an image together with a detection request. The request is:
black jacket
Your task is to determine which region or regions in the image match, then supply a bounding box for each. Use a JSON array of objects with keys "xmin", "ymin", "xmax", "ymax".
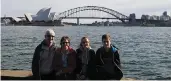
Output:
[
  {"xmin": 75, "ymin": 48, "xmax": 97, "ymax": 80},
  {"xmin": 96, "ymin": 45, "xmax": 123, "ymax": 80},
  {"xmin": 31, "ymin": 40, "xmax": 56, "ymax": 79}
]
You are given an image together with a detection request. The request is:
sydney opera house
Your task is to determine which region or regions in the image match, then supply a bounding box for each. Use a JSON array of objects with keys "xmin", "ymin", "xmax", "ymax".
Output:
[
  {"xmin": 24, "ymin": 7, "xmax": 57, "ymax": 22},
  {"xmin": 1, "ymin": 7, "xmax": 62, "ymax": 26},
  {"xmin": 23, "ymin": 7, "xmax": 62, "ymax": 26}
]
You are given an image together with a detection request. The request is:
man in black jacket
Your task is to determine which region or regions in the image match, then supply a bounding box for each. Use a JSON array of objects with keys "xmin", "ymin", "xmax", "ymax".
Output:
[
  {"xmin": 32, "ymin": 29, "xmax": 56, "ymax": 80},
  {"xmin": 96, "ymin": 34, "xmax": 123, "ymax": 80}
]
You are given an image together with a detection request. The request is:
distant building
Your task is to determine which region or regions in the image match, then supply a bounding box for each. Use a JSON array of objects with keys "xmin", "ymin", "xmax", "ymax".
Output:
[
  {"xmin": 149, "ymin": 15, "xmax": 160, "ymax": 20},
  {"xmin": 129, "ymin": 13, "xmax": 136, "ymax": 24},
  {"xmin": 160, "ymin": 11, "xmax": 170, "ymax": 21},
  {"xmin": 141, "ymin": 11, "xmax": 171, "ymax": 21},
  {"xmin": 149, "ymin": 16, "xmax": 154, "ymax": 20},
  {"xmin": 141, "ymin": 15, "xmax": 146, "ymax": 19},
  {"xmin": 141, "ymin": 15, "xmax": 150, "ymax": 20}
]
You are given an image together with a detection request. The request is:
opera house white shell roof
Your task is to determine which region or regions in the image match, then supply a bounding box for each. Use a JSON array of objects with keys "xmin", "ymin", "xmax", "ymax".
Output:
[
  {"xmin": 24, "ymin": 7, "xmax": 56, "ymax": 22},
  {"xmin": 12, "ymin": 17, "xmax": 22, "ymax": 22}
]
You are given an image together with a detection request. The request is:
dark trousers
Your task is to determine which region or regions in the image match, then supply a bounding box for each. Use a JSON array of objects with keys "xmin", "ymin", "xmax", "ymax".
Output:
[
  {"xmin": 96, "ymin": 67, "xmax": 121, "ymax": 80},
  {"xmin": 40, "ymin": 72, "xmax": 56, "ymax": 80},
  {"xmin": 56, "ymin": 73, "xmax": 76, "ymax": 80}
]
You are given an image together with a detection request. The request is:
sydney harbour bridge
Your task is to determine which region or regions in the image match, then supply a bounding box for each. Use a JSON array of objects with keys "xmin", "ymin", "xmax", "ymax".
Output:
[
  {"xmin": 2, "ymin": 6, "xmax": 142, "ymax": 26},
  {"xmin": 2, "ymin": 6, "xmax": 169, "ymax": 26},
  {"xmin": 53, "ymin": 6, "xmax": 132, "ymax": 25}
]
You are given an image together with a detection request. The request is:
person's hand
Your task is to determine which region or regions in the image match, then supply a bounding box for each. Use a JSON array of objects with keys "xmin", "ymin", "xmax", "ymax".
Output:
[
  {"xmin": 76, "ymin": 74, "xmax": 85, "ymax": 80},
  {"xmin": 56, "ymin": 70, "xmax": 62, "ymax": 76},
  {"xmin": 76, "ymin": 74, "xmax": 80, "ymax": 79},
  {"xmin": 76, "ymin": 74, "xmax": 79, "ymax": 77},
  {"xmin": 79, "ymin": 75, "xmax": 86, "ymax": 80}
]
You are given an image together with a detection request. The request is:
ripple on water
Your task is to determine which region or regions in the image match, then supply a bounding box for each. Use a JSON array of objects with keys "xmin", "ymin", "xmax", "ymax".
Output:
[
  {"xmin": 2, "ymin": 55, "xmax": 12, "ymax": 58},
  {"xmin": 155, "ymin": 76, "xmax": 171, "ymax": 80},
  {"xmin": 18, "ymin": 52, "xmax": 33, "ymax": 55},
  {"xmin": 2, "ymin": 38, "xmax": 15, "ymax": 41},
  {"xmin": 3, "ymin": 43, "xmax": 16, "ymax": 47},
  {"xmin": 159, "ymin": 59, "xmax": 171, "ymax": 64}
]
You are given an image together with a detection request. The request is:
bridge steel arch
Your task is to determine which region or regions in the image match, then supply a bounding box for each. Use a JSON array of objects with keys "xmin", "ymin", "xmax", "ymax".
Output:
[{"xmin": 55, "ymin": 6, "xmax": 129, "ymax": 23}]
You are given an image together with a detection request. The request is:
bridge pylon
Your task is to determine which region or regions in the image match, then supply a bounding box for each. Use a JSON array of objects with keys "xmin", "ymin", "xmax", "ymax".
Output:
[{"xmin": 77, "ymin": 18, "xmax": 79, "ymax": 26}]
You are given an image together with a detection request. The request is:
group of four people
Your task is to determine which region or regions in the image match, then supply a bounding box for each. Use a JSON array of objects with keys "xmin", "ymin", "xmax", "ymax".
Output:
[{"xmin": 32, "ymin": 29, "xmax": 123, "ymax": 80}]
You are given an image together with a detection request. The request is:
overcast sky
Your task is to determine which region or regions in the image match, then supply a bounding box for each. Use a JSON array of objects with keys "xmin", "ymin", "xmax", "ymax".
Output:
[{"xmin": 1, "ymin": 0, "xmax": 171, "ymax": 19}]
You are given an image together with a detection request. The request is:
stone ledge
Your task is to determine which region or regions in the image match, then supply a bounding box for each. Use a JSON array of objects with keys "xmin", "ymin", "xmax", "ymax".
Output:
[
  {"xmin": 1, "ymin": 70, "xmax": 136, "ymax": 80},
  {"xmin": 1, "ymin": 70, "xmax": 32, "ymax": 77}
]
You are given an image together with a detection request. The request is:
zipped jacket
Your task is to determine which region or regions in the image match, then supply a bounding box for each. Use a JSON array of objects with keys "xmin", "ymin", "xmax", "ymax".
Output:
[
  {"xmin": 96, "ymin": 45, "xmax": 123, "ymax": 80},
  {"xmin": 53, "ymin": 47, "xmax": 76, "ymax": 74},
  {"xmin": 75, "ymin": 48, "xmax": 96, "ymax": 79},
  {"xmin": 31, "ymin": 40, "xmax": 56, "ymax": 79}
]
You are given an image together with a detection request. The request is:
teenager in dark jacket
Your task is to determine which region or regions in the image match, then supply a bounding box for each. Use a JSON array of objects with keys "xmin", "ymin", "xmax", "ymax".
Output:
[
  {"xmin": 32, "ymin": 29, "xmax": 56, "ymax": 80},
  {"xmin": 96, "ymin": 34, "xmax": 123, "ymax": 80},
  {"xmin": 53, "ymin": 36, "xmax": 76, "ymax": 80},
  {"xmin": 75, "ymin": 37, "xmax": 96, "ymax": 80}
]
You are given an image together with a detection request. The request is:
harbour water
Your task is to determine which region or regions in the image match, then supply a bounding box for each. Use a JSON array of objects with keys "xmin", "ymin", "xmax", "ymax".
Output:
[{"xmin": 1, "ymin": 26, "xmax": 171, "ymax": 80}]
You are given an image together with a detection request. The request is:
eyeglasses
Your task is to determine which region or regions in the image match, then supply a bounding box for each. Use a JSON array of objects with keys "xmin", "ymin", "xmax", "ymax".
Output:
[
  {"xmin": 62, "ymin": 42, "xmax": 70, "ymax": 44},
  {"xmin": 46, "ymin": 35, "xmax": 55, "ymax": 38}
]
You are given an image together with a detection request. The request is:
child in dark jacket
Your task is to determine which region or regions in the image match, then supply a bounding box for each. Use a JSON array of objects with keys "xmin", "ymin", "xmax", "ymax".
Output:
[{"xmin": 96, "ymin": 34, "xmax": 123, "ymax": 80}]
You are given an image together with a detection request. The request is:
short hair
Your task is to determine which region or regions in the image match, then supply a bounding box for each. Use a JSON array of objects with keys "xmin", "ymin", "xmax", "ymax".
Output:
[
  {"xmin": 102, "ymin": 34, "xmax": 111, "ymax": 41},
  {"xmin": 60, "ymin": 36, "xmax": 70, "ymax": 45},
  {"xmin": 45, "ymin": 29, "xmax": 55, "ymax": 36}
]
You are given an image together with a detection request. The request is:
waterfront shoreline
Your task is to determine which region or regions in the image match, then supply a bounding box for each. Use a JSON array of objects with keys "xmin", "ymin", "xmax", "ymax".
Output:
[
  {"xmin": 1, "ymin": 70, "xmax": 136, "ymax": 80},
  {"xmin": 1, "ymin": 24, "xmax": 171, "ymax": 27}
]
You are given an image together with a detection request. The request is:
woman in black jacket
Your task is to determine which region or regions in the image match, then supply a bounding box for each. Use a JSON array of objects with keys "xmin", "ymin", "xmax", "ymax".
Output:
[{"xmin": 75, "ymin": 37, "xmax": 96, "ymax": 80}]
